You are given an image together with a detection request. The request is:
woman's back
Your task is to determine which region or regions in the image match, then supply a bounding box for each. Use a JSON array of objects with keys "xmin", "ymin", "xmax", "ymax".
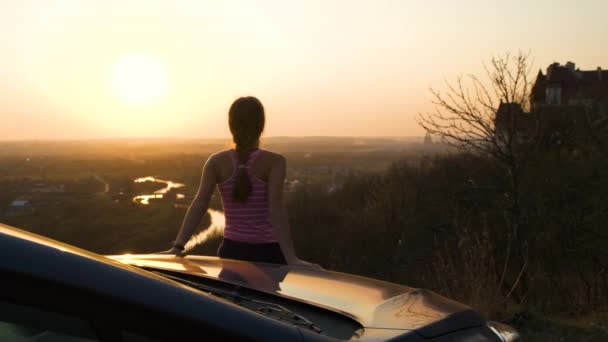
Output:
[
  {"xmin": 216, "ymin": 149, "xmax": 277, "ymax": 244},
  {"xmin": 214, "ymin": 149, "xmax": 274, "ymax": 184}
]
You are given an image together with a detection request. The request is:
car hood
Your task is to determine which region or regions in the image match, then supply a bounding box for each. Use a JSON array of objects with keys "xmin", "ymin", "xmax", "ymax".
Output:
[{"xmin": 109, "ymin": 254, "xmax": 484, "ymax": 337}]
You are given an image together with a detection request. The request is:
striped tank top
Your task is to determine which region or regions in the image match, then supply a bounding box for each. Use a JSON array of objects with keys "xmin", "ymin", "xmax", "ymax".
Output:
[{"xmin": 218, "ymin": 149, "xmax": 276, "ymax": 244}]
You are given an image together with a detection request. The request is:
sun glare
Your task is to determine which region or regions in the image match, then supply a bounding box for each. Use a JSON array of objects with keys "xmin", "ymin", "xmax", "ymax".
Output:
[{"xmin": 111, "ymin": 53, "xmax": 170, "ymax": 104}]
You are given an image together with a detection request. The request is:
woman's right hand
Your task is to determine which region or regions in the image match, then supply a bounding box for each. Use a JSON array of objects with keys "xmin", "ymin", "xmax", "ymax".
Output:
[{"xmin": 156, "ymin": 246, "xmax": 186, "ymax": 257}]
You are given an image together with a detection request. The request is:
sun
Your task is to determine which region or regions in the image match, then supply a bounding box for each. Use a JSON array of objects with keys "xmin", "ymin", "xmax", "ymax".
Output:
[{"xmin": 111, "ymin": 53, "xmax": 170, "ymax": 104}]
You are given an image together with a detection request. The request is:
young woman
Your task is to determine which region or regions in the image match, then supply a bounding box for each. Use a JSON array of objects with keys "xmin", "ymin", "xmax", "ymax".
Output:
[{"xmin": 162, "ymin": 97, "xmax": 318, "ymax": 268}]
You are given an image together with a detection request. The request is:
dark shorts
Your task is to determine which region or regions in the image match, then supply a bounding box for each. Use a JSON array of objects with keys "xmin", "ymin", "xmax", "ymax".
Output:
[{"xmin": 217, "ymin": 238, "xmax": 287, "ymax": 265}]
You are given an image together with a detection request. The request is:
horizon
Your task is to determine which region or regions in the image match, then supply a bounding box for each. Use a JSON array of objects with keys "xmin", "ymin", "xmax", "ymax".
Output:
[
  {"xmin": 0, "ymin": 135, "xmax": 426, "ymax": 143},
  {"xmin": 2, "ymin": 0, "xmax": 607, "ymax": 140}
]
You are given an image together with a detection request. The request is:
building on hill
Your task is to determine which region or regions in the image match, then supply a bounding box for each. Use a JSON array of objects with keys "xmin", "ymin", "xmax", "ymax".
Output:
[
  {"xmin": 531, "ymin": 61, "xmax": 608, "ymax": 113},
  {"xmin": 495, "ymin": 61, "xmax": 607, "ymax": 146},
  {"xmin": 495, "ymin": 102, "xmax": 531, "ymax": 134},
  {"xmin": 423, "ymin": 132, "xmax": 433, "ymax": 145}
]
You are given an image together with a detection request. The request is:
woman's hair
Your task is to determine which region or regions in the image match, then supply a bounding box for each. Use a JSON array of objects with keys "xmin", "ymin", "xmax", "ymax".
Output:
[{"xmin": 228, "ymin": 96, "xmax": 265, "ymax": 202}]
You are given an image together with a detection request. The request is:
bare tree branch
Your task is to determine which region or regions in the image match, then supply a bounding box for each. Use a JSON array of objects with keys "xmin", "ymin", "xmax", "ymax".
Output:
[{"xmin": 417, "ymin": 51, "xmax": 535, "ymax": 302}]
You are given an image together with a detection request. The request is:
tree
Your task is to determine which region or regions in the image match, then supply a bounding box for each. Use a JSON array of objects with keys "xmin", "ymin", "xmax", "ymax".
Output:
[
  {"xmin": 418, "ymin": 52, "xmax": 533, "ymax": 162},
  {"xmin": 586, "ymin": 107, "xmax": 608, "ymax": 156},
  {"xmin": 418, "ymin": 52, "xmax": 535, "ymax": 303}
]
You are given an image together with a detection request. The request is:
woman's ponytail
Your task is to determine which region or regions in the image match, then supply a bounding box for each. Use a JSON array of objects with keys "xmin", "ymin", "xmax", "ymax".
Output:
[
  {"xmin": 232, "ymin": 144, "xmax": 253, "ymax": 202},
  {"xmin": 228, "ymin": 96, "xmax": 265, "ymax": 202}
]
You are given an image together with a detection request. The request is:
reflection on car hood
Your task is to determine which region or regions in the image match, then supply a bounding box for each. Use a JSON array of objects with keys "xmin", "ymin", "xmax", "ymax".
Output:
[
  {"xmin": 0, "ymin": 225, "xmax": 309, "ymax": 341},
  {"xmin": 109, "ymin": 254, "xmax": 484, "ymax": 336}
]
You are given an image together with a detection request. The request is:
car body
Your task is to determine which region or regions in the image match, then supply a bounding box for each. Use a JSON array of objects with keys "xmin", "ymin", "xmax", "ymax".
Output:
[{"xmin": 0, "ymin": 223, "xmax": 518, "ymax": 341}]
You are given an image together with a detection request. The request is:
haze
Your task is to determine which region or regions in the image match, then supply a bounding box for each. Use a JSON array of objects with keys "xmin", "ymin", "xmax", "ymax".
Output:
[{"xmin": 1, "ymin": 0, "xmax": 607, "ymax": 140}]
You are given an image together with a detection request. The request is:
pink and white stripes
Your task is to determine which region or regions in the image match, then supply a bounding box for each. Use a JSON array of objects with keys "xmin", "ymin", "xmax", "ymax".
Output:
[{"xmin": 218, "ymin": 149, "xmax": 276, "ymax": 243}]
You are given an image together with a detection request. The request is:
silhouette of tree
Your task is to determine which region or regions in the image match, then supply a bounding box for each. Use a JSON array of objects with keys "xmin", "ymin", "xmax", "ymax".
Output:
[
  {"xmin": 418, "ymin": 52, "xmax": 533, "ymax": 161},
  {"xmin": 418, "ymin": 52, "xmax": 535, "ymax": 303}
]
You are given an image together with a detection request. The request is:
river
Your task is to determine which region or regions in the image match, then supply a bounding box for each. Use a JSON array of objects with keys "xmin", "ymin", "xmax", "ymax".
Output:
[
  {"xmin": 132, "ymin": 176, "xmax": 186, "ymax": 205},
  {"xmin": 132, "ymin": 176, "xmax": 225, "ymax": 250}
]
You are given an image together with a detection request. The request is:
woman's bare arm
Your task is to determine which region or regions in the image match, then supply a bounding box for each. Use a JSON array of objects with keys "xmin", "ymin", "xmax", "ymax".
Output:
[
  {"xmin": 268, "ymin": 155, "xmax": 296, "ymax": 262},
  {"xmin": 162, "ymin": 156, "xmax": 217, "ymax": 255},
  {"xmin": 268, "ymin": 155, "xmax": 320, "ymax": 268}
]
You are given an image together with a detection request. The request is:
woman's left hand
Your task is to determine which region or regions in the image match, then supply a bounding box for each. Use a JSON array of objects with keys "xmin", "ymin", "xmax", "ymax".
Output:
[{"xmin": 290, "ymin": 258, "xmax": 323, "ymax": 270}]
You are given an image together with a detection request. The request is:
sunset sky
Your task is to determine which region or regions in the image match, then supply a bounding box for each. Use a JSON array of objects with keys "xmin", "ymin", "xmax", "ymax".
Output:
[{"xmin": 1, "ymin": 0, "xmax": 607, "ymax": 140}]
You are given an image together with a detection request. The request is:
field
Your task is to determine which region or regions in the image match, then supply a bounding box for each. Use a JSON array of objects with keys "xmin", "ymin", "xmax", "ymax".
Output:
[{"xmin": 0, "ymin": 137, "xmax": 434, "ymax": 253}]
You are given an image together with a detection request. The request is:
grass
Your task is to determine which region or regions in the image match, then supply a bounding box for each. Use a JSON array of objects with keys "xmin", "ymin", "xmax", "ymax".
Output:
[{"xmin": 512, "ymin": 311, "xmax": 608, "ymax": 341}]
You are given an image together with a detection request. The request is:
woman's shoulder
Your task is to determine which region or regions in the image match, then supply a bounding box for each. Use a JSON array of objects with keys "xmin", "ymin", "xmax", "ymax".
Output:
[
  {"xmin": 209, "ymin": 149, "xmax": 234, "ymax": 159},
  {"xmin": 206, "ymin": 149, "xmax": 234, "ymax": 166},
  {"xmin": 259, "ymin": 149, "xmax": 286, "ymax": 164}
]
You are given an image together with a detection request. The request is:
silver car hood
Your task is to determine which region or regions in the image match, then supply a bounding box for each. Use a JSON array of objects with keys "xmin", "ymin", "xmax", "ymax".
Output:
[{"xmin": 110, "ymin": 254, "xmax": 484, "ymax": 338}]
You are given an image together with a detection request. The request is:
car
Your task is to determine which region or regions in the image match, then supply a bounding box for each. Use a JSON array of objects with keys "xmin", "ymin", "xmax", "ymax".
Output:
[{"xmin": 0, "ymin": 223, "xmax": 519, "ymax": 341}]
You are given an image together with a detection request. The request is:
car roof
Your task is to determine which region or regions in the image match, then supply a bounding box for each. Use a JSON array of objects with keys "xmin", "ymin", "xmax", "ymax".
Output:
[
  {"xmin": 109, "ymin": 254, "xmax": 484, "ymax": 336},
  {"xmin": 0, "ymin": 224, "xmax": 308, "ymax": 341}
]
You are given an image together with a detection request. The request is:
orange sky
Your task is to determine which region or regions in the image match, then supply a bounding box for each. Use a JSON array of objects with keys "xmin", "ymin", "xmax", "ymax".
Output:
[{"xmin": 1, "ymin": 0, "xmax": 607, "ymax": 140}]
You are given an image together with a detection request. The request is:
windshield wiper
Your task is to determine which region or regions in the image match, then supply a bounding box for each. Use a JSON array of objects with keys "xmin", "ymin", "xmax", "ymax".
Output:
[
  {"xmin": 254, "ymin": 305, "xmax": 322, "ymax": 333},
  {"xmin": 152, "ymin": 271, "xmax": 322, "ymax": 334}
]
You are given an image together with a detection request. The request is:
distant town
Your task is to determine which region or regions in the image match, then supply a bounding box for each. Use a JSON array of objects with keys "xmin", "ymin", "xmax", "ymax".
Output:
[{"xmin": 0, "ymin": 136, "xmax": 446, "ymax": 218}]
